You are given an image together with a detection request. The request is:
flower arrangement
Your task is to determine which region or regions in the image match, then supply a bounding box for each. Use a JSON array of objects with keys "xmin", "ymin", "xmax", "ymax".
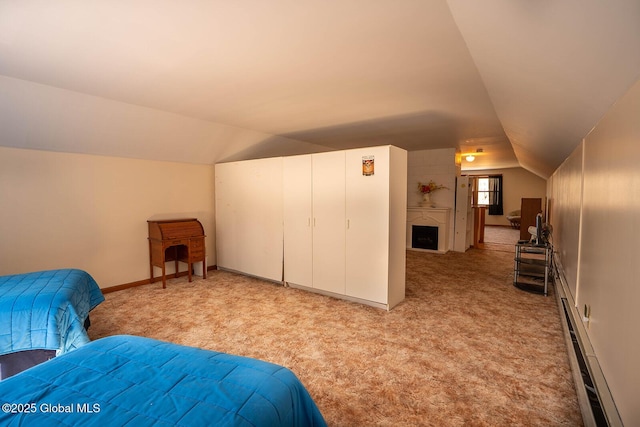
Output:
[{"xmin": 417, "ymin": 181, "xmax": 447, "ymax": 194}]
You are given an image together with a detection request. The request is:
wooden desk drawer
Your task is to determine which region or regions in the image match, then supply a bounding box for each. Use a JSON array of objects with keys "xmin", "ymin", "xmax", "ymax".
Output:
[
  {"xmin": 190, "ymin": 238, "xmax": 204, "ymax": 249},
  {"xmin": 190, "ymin": 248, "xmax": 205, "ymax": 259}
]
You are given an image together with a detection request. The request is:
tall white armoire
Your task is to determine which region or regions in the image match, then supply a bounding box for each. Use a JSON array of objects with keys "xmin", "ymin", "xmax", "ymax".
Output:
[
  {"xmin": 217, "ymin": 145, "xmax": 407, "ymax": 310},
  {"xmin": 283, "ymin": 151, "xmax": 347, "ymax": 296},
  {"xmin": 283, "ymin": 145, "xmax": 407, "ymax": 310}
]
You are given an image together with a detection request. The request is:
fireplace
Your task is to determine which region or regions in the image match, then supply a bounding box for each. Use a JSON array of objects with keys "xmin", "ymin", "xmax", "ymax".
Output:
[
  {"xmin": 406, "ymin": 207, "xmax": 451, "ymax": 253},
  {"xmin": 411, "ymin": 225, "xmax": 438, "ymax": 251}
]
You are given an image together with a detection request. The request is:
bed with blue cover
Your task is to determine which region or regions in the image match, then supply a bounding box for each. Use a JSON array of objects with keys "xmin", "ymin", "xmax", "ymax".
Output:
[
  {"xmin": 0, "ymin": 269, "xmax": 105, "ymax": 378},
  {"xmin": 0, "ymin": 335, "xmax": 327, "ymax": 426}
]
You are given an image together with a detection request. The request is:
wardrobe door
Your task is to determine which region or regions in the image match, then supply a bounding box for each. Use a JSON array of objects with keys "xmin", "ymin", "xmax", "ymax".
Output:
[
  {"xmin": 283, "ymin": 155, "xmax": 313, "ymax": 288},
  {"xmin": 345, "ymin": 146, "xmax": 390, "ymax": 304},
  {"xmin": 215, "ymin": 157, "xmax": 284, "ymax": 282},
  {"xmin": 312, "ymin": 151, "xmax": 346, "ymax": 294},
  {"xmin": 215, "ymin": 161, "xmax": 243, "ymax": 273}
]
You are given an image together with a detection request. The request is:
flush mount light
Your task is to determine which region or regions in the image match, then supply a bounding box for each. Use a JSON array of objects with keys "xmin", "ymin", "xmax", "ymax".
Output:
[{"xmin": 464, "ymin": 148, "xmax": 483, "ymax": 162}]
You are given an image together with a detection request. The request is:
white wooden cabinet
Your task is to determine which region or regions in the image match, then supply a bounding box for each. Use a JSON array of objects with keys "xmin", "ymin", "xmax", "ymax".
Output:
[
  {"xmin": 345, "ymin": 146, "xmax": 406, "ymax": 307},
  {"xmin": 218, "ymin": 145, "xmax": 407, "ymax": 310},
  {"xmin": 282, "ymin": 152, "xmax": 346, "ymax": 294},
  {"xmin": 215, "ymin": 157, "xmax": 284, "ymax": 282},
  {"xmin": 282, "ymin": 146, "xmax": 407, "ymax": 310}
]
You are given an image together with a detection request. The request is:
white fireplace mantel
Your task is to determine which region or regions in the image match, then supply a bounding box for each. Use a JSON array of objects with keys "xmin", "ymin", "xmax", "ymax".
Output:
[{"xmin": 407, "ymin": 207, "xmax": 451, "ymax": 253}]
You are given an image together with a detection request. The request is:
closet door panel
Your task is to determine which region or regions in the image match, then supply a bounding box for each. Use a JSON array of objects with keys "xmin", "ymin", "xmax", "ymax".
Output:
[
  {"xmin": 283, "ymin": 155, "xmax": 313, "ymax": 287},
  {"xmin": 312, "ymin": 151, "xmax": 346, "ymax": 294},
  {"xmin": 345, "ymin": 147, "xmax": 390, "ymax": 303},
  {"xmin": 215, "ymin": 158, "xmax": 283, "ymax": 282},
  {"xmin": 214, "ymin": 162, "xmax": 239, "ymax": 272}
]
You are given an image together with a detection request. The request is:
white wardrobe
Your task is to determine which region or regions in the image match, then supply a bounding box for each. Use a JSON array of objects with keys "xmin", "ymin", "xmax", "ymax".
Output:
[
  {"xmin": 215, "ymin": 157, "xmax": 284, "ymax": 282},
  {"xmin": 216, "ymin": 145, "xmax": 407, "ymax": 310}
]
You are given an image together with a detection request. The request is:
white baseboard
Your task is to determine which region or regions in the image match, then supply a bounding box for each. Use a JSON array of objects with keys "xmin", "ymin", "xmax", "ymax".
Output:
[{"xmin": 553, "ymin": 253, "xmax": 622, "ymax": 427}]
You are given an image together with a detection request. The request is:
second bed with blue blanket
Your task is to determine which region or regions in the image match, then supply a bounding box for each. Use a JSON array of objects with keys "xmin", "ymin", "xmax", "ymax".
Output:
[
  {"xmin": 0, "ymin": 268, "xmax": 105, "ymax": 379},
  {"xmin": 0, "ymin": 269, "xmax": 105, "ymax": 357},
  {"xmin": 0, "ymin": 335, "xmax": 327, "ymax": 426}
]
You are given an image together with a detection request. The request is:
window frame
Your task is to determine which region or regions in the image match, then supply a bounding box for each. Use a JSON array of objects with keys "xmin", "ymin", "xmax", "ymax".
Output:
[
  {"xmin": 476, "ymin": 177, "xmax": 490, "ymax": 206},
  {"xmin": 471, "ymin": 174, "xmax": 504, "ymax": 216}
]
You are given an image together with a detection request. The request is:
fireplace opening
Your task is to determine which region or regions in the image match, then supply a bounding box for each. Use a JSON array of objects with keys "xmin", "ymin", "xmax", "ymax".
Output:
[{"xmin": 412, "ymin": 225, "xmax": 438, "ymax": 251}]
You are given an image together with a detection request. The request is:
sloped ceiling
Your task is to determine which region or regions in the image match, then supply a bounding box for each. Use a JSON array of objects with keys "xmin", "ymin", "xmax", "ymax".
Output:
[{"xmin": 0, "ymin": 1, "xmax": 638, "ymax": 177}]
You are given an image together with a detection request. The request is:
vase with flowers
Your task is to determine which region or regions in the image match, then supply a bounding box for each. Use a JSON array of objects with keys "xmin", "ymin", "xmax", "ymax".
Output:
[{"xmin": 417, "ymin": 181, "xmax": 448, "ymax": 207}]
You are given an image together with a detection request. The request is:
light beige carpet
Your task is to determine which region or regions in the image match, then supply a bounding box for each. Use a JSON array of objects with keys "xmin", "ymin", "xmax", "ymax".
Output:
[
  {"xmin": 477, "ymin": 226, "xmax": 521, "ymax": 253},
  {"xmin": 483, "ymin": 225, "xmax": 521, "ymax": 245},
  {"xmin": 89, "ymin": 248, "xmax": 582, "ymax": 426}
]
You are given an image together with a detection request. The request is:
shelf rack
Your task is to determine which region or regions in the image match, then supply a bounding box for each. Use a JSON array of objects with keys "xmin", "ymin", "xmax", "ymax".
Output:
[{"xmin": 514, "ymin": 242, "xmax": 552, "ymax": 296}]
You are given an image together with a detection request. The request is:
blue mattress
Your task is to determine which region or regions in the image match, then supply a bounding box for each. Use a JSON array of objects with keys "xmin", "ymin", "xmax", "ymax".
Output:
[
  {"xmin": 0, "ymin": 335, "xmax": 327, "ymax": 426},
  {"xmin": 0, "ymin": 269, "xmax": 105, "ymax": 356}
]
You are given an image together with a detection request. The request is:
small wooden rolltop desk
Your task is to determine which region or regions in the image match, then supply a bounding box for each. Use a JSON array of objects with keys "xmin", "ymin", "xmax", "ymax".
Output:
[{"xmin": 148, "ymin": 218, "xmax": 206, "ymax": 288}]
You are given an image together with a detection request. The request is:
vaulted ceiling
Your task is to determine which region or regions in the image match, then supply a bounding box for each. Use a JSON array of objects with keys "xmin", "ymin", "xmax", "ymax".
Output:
[{"xmin": 1, "ymin": 1, "xmax": 638, "ymax": 177}]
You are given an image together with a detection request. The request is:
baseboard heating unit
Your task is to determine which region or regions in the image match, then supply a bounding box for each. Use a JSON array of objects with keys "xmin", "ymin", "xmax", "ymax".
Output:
[{"xmin": 553, "ymin": 254, "xmax": 622, "ymax": 427}]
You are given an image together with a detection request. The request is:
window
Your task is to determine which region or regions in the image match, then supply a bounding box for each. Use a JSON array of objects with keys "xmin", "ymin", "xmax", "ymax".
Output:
[
  {"xmin": 477, "ymin": 177, "xmax": 490, "ymax": 206},
  {"xmin": 475, "ymin": 175, "xmax": 503, "ymax": 215}
]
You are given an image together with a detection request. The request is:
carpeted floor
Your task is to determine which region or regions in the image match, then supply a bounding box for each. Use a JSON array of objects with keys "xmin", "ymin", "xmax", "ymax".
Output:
[
  {"xmin": 477, "ymin": 226, "xmax": 521, "ymax": 253},
  {"xmin": 483, "ymin": 225, "xmax": 521, "ymax": 245},
  {"xmin": 89, "ymin": 247, "xmax": 582, "ymax": 426}
]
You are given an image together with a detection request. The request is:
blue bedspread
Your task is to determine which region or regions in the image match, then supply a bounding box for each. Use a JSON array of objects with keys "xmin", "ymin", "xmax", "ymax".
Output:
[
  {"xmin": 0, "ymin": 269, "xmax": 105, "ymax": 356},
  {"xmin": 0, "ymin": 335, "xmax": 327, "ymax": 426}
]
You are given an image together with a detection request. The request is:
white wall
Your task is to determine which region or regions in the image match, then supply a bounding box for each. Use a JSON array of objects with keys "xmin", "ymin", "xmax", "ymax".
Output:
[
  {"xmin": 548, "ymin": 145, "xmax": 583, "ymax": 301},
  {"xmin": 549, "ymin": 78, "xmax": 640, "ymax": 425},
  {"xmin": 407, "ymin": 148, "xmax": 458, "ymax": 208},
  {"xmin": 466, "ymin": 167, "xmax": 547, "ymax": 226},
  {"xmin": 0, "ymin": 146, "xmax": 215, "ymax": 288}
]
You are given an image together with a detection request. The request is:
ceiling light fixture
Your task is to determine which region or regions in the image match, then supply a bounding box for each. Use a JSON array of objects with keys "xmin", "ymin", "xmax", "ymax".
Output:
[{"xmin": 464, "ymin": 148, "xmax": 483, "ymax": 162}]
